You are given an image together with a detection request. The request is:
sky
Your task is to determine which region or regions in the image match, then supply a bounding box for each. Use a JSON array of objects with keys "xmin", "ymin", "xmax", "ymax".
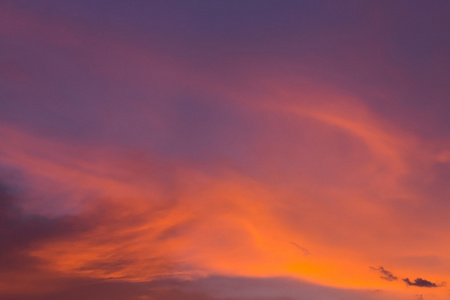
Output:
[{"xmin": 0, "ymin": 1, "xmax": 449, "ymax": 299}]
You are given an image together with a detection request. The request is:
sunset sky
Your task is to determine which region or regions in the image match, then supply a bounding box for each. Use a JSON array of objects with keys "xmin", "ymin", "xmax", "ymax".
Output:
[{"xmin": 0, "ymin": 1, "xmax": 449, "ymax": 299}]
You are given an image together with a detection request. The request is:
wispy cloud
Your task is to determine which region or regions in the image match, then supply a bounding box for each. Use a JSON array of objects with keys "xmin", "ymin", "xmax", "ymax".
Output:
[
  {"xmin": 370, "ymin": 266, "xmax": 398, "ymax": 281},
  {"xmin": 289, "ymin": 241, "xmax": 311, "ymax": 256}
]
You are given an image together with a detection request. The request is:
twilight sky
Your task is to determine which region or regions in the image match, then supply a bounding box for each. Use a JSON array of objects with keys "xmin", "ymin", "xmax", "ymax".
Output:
[{"xmin": 0, "ymin": 1, "xmax": 449, "ymax": 299}]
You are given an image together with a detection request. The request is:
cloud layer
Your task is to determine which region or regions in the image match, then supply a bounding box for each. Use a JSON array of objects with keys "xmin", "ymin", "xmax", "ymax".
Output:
[{"xmin": 0, "ymin": 1, "xmax": 449, "ymax": 299}]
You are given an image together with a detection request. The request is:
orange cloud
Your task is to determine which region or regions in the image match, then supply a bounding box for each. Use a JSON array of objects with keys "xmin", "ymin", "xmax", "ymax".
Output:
[
  {"xmin": 0, "ymin": 4, "xmax": 448, "ymax": 299},
  {"xmin": 1, "ymin": 105, "xmax": 449, "ymax": 300}
]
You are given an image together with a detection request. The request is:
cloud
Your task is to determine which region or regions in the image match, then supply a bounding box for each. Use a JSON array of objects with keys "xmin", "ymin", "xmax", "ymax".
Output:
[
  {"xmin": 402, "ymin": 278, "xmax": 442, "ymax": 288},
  {"xmin": 0, "ymin": 181, "xmax": 93, "ymax": 295},
  {"xmin": 289, "ymin": 241, "xmax": 311, "ymax": 256},
  {"xmin": 370, "ymin": 266, "xmax": 398, "ymax": 281},
  {"xmin": 0, "ymin": 275, "xmax": 394, "ymax": 300},
  {"xmin": 0, "ymin": 183, "xmax": 86, "ymax": 264},
  {"xmin": 0, "ymin": 1, "xmax": 449, "ymax": 299}
]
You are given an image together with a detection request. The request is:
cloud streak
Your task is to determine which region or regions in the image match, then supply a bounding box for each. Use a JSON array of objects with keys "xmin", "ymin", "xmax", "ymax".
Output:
[
  {"xmin": 370, "ymin": 266, "xmax": 398, "ymax": 282},
  {"xmin": 290, "ymin": 241, "xmax": 311, "ymax": 256}
]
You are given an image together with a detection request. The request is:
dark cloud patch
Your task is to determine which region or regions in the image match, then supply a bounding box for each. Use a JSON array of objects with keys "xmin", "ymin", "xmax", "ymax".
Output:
[
  {"xmin": 289, "ymin": 241, "xmax": 311, "ymax": 256},
  {"xmin": 0, "ymin": 182, "xmax": 88, "ymax": 271},
  {"xmin": 370, "ymin": 266, "xmax": 398, "ymax": 281},
  {"xmin": 402, "ymin": 278, "xmax": 442, "ymax": 288}
]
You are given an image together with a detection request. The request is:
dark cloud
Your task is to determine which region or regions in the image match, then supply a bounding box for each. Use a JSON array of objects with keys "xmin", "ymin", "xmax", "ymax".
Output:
[
  {"xmin": 0, "ymin": 182, "xmax": 85, "ymax": 297},
  {"xmin": 289, "ymin": 241, "xmax": 311, "ymax": 256},
  {"xmin": 402, "ymin": 278, "xmax": 442, "ymax": 288},
  {"xmin": 370, "ymin": 266, "xmax": 398, "ymax": 281},
  {"xmin": 0, "ymin": 182, "xmax": 90, "ymax": 274},
  {"xmin": 0, "ymin": 184, "xmax": 84, "ymax": 245}
]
